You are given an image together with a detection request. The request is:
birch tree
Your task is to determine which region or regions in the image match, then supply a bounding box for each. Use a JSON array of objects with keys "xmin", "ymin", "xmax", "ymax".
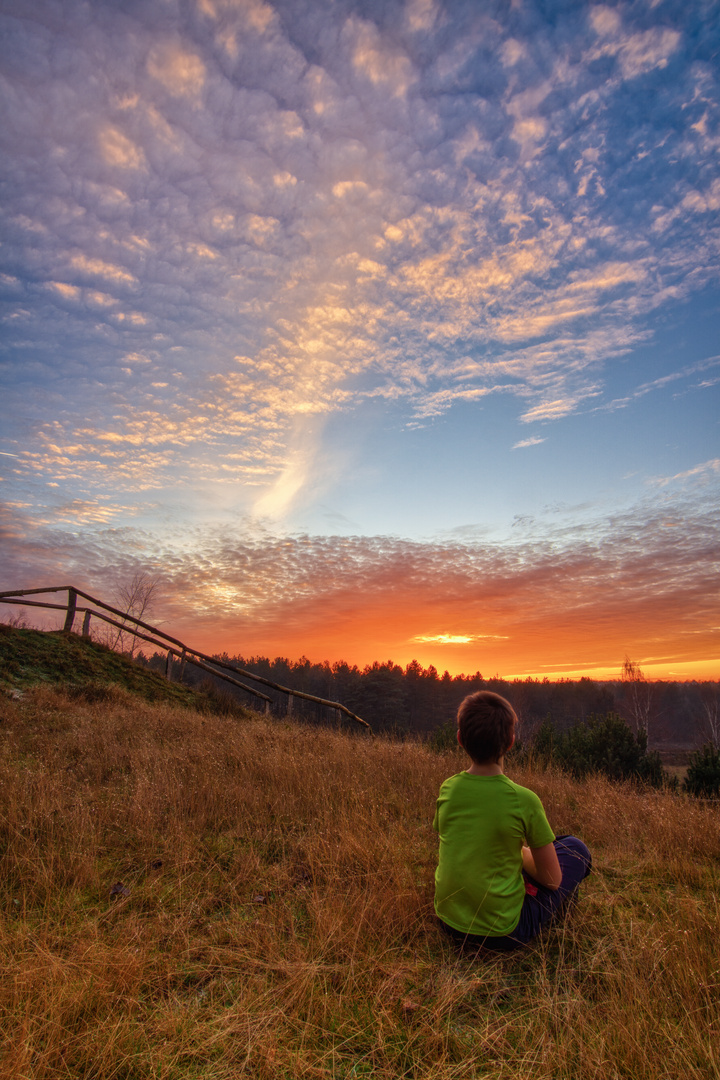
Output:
[
  {"xmin": 620, "ymin": 656, "xmax": 656, "ymax": 744},
  {"xmin": 697, "ymin": 683, "xmax": 720, "ymax": 748}
]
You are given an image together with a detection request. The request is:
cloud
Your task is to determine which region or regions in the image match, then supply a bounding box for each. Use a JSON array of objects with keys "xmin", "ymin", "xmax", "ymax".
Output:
[
  {"xmin": 599, "ymin": 355, "xmax": 720, "ymax": 412},
  {"xmin": 587, "ymin": 7, "xmax": 681, "ymax": 78},
  {"xmin": 147, "ymin": 43, "xmax": 206, "ymax": 98},
  {"xmin": 651, "ymin": 458, "xmax": 720, "ymax": 488},
  {"xmin": 512, "ymin": 436, "xmax": 546, "ymax": 449},
  {"xmin": 347, "ymin": 16, "xmax": 415, "ymax": 97},
  {"xmin": 406, "ymin": 0, "xmax": 438, "ymax": 34},
  {"xmin": 252, "ymin": 417, "xmax": 325, "ymax": 519},
  {"xmin": 500, "ymin": 39, "xmax": 526, "ymax": 69},
  {"xmin": 99, "ymin": 127, "xmax": 146, "ymax": 170},
  {"xmin": 68, "ymin": 255, "xmax": 136, "ymax": 286},
  {"xmin": 520, "ymin": 396, "xmax": 594, "ymax": 423},
  {"xmin": 48, "ymin": 282, "xmax": 81, "ymax": 300},
  {"xmin": 2, "ymin": 481, "xmax": 718, "ymax": 676},
  {"xmin": 0, "ymin": 0, "xmax": 717, "ymax": 579}
]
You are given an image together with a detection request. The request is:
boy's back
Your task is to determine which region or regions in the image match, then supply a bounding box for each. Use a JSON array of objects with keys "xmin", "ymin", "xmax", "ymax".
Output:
[
  {"xmin": 433, "ymin": 690, "xmax": 591, "ymax": 950},
  {"xmin": 433, "ymin": 770, "xmax": 554, "ymax": 938}
]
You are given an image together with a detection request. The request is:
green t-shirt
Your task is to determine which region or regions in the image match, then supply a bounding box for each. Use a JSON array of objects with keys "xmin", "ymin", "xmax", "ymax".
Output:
[{"xmin": 433, "ymin": 771, "xmax": 555, "ymax": 937}]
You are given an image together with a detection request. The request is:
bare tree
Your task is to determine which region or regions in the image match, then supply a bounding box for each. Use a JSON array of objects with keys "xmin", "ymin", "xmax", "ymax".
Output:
[
  {"xmin": 105, "ymin": 572, "xmax": 159, "ymax": 657},
  {"xmin": 697, "ymin": 683, "xmax": 720, "ymax": 748},
  {"xmin": 620, "ymin": 656, "xmax": 656, "ymax": 743}
]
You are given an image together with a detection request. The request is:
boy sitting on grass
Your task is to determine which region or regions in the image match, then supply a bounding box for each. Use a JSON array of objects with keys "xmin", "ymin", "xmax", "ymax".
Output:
[{"xmin": 433, "ymin": 691, "xmax": 591, "ymax": 951}]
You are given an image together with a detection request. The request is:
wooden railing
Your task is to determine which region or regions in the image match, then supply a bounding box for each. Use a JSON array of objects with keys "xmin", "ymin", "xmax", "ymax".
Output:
[{"xmin": 0, "ymin": 586, "xmax": 370, "ymax": 730}]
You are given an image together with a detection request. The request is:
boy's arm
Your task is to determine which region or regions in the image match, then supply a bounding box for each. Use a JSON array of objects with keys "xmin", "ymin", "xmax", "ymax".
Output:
[{"xmin": 522, "ymin": 843, "xmax": 562, "ymax": 891}]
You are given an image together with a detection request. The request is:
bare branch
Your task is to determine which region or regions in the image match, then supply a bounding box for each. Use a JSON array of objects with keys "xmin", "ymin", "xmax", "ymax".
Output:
[{"xmin": 98, "ymin": 572, "xmax": 160, "ymax": 656}]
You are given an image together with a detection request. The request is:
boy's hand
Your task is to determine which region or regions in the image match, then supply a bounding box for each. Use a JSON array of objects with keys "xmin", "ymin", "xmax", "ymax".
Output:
[{"xmin": 522, "ymin": 843, "xmax": 562, "ymax": 890}]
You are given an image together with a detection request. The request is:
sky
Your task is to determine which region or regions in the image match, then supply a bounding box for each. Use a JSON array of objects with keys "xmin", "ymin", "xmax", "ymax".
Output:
[{"xmin": 1, "ymin": 0, "xmax": 719, "ymax": 681}]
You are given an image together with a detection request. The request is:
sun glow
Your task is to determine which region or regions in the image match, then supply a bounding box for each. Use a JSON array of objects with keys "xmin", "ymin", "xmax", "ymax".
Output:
[{"xmin": 411, "ymin": 633, "xmax": 511, "ymax": 645}]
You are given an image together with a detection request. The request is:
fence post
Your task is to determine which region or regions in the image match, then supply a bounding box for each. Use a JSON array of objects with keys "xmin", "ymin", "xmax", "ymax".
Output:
[
  {"xmin": 287, "ymin": 693, "xmax": 293, "ymax": 717},
  {"xmin": 63, "ymin": 588, "xmax": 77, "ymax": 632},
  {"xmin": 82, "ymin": 610, "xmax": 91, "ymax": 637},
  {"xmin": 166, "ymin": 649, "xmax": 174, "ymax": 681},
  {"xmin": 179, "ymin": 648, "xmax": 187, "ymax": 682}
]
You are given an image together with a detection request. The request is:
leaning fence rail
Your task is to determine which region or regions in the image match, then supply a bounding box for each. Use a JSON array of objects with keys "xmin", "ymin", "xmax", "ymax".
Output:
[{"xmin": 0, "ymin": 586, "xmax": 370, "ymax": 730}]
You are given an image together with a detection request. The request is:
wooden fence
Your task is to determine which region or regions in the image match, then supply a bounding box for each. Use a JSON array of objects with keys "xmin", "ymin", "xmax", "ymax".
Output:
[{"xmin": 0, "ymin": 586, "xmax": 370, "ymax": 730}]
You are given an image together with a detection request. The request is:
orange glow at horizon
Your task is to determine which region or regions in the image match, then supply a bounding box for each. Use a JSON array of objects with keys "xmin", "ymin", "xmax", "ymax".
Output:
[
  {"xmin": 191, "ymin": 632, "xmax": 719, "ymax": 682},
  {"xmin": 9, "ymin": 500, "xmax": 718, "ymax": 685},
  {"xmin": 154, "ymin": 536, "xmax": 719, "ymax": 684},
  {"xmin": 172, "ymin": 602, "xmax": 720, "ymax": 683}
]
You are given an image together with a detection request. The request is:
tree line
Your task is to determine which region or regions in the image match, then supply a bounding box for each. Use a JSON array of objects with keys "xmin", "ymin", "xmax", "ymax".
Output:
[{"xmin": 137, "ymin": 650, "xmax": 719, "ymax": 750}]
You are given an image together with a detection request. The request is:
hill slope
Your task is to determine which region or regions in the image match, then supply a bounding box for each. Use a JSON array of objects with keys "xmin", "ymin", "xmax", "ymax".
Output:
[
  {"xmin": 0, "ymin": 624, "xmax": 211, "ymax": 709},
  {"xmin": 1, "ymin": 681, "xmax": 719, "ymax": 1079}
]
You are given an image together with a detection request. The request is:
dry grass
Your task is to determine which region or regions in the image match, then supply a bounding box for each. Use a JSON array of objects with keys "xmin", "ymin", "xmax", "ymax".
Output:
[{"xmin": 1, "ymin": 685, "xmax": 719, "ymax": 1080}]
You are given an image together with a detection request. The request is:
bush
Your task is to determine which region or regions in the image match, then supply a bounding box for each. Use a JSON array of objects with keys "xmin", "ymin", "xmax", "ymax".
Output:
[
  {"xmin": 526, "ymin": 712, "xmax": 670, "ymax": 788},
  {"xmin": 524, "ymin": 715, "xmax": 556, "ymax": 764},
  {"xmin": 683, "ymin": 742, "xmax": 720, "ymax": 798},
  {"xmin": 428, "ymin": 719, "xmax": 458, "ymax": 753}
]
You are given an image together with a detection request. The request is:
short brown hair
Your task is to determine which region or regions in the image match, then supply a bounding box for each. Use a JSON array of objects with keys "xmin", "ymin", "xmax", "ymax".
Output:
[{"xmin": 457, "ymin": 691, "xmax": 517, "ymax": 765}]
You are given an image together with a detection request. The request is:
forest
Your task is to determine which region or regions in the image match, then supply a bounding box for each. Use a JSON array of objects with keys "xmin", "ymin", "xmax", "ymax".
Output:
[{"xmin": 138, "ymin": 651, "xmax": 719, "ymax": 753}]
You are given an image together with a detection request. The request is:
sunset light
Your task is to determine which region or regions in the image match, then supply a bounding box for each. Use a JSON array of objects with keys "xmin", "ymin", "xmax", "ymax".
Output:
[{"xmin": 1, "ymin": 0, "xmax": 718, "ymax": 682}]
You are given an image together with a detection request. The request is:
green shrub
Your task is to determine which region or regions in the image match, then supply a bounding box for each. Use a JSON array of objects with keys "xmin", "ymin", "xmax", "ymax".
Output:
[
  {"xmin": 524, "ymin": 715, "xmax": 555, "ymax": 764},
  {"xmin": 428, "ymin": 719, "xmax": 458, "ymax": 753},
  {"xmin": 683, "ymin": 742, "xmax": 720, "ymax": 798},
  {"xmin": 527, "ymin": 712, "xmax": 669, "ymax": 788},
  {"xmin": 430, "ymin": 710, "xmax": 672, "ymax": 790}
]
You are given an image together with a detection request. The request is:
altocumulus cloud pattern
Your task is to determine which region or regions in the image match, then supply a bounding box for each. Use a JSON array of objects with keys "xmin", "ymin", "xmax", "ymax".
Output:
[{"xmin": 1, "ymin": 0, "xmax": 719, "ymax": 678}]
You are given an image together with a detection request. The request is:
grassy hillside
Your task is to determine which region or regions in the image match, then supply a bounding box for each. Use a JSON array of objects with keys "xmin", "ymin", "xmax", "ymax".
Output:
[
  {"xmin": 0, "ymin": 624, "xmax": 222, "ymax": 711},
  {"xmin": 1, "ymin": 682, "xmax": 718, "ymax": 1079}
]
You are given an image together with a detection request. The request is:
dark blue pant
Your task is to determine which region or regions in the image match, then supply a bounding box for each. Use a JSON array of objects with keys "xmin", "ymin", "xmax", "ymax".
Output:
[{"xmin": 441, "ymin": 836, "xmax": 592, "ymax": 952}]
